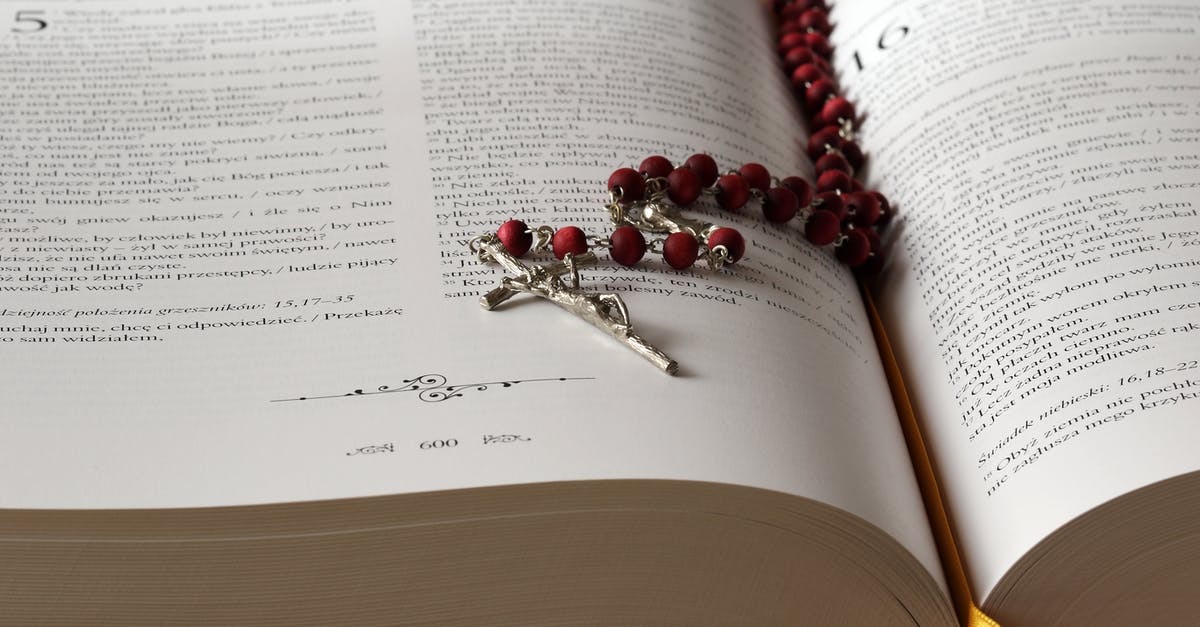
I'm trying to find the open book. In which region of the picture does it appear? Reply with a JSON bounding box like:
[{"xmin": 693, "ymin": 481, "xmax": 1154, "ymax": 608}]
[{"xmin": 3, "ymin": 0, "xmax": 1198, "ymax": 624}]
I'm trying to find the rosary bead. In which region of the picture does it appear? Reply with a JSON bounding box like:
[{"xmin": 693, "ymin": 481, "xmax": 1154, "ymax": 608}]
[
  {"xmin": 497, "ymin": 219, "xmax": 533, "ymax": 257},
  {"xmin": 783, "ymin": 46, "xmax": 815, "ymax": 70},
  {"xmin": 813, "ymin": 191, "xmax": 845, "ymax": 220},
  {"xmin": 804, "ymin": 78, "xmax": 837, "ymax": 113},
  {"xmin": 551, "ymin": 226, "xmax": 589, "ymax": 259},
  {"xmin": 840, "ymin": 141, "xmax": 865, "ymax": 170},
  {"xmin": 738, "ymin": 163, "xmax": 772, "ymax": 193},
  {"xmin": 858, "ymin": 250, "xmax": 884, "ymax": 275},
  {"xmin": 715, "ymin": 173, "xmax": 751, "ymax": 210},
  {"xmin": 781, "ymin": 175, "xmax": 813, "ymax": 208},
  {"xmin": 807, "ymin": 124, "xmax": 843, "ymax": 160},
  {"xmin": 608, "ymin": 167, "xmax": 645, "ymax": 202},
  {"xmin": 819, "ymin": 97, "xmax": 855, "ymax": 126},
  {"xmin": 799, "ymin": 8, "xmax": 831, "ymax": 34},
  {"xmin": 762, "ymin": 186, "xmax": 799, "ymax": 223},
  {"xmin": 608, "ymin": 225, "xmax": 647, "ymax": 266},
  {"xmin": 779, "ymin": 20, "xmax": 803, "ymax": 35},
  {"xmin": 816, "ymin": 169, "xmax": 852, "ymax": 194},
  {"xmin": 812, "ymin": 54, "xmax": 833, "ymax": 75},
  {"xmin": 871, "ymin": 191, "xmax": 892, "ymax": 225},
  {"xmin": 814, "ymin": 152, "xmax": 851, "ymax": 175},
  {"xmin": 778, "ymin": 32, "xmax": 806, "ymax": 53},
  {"xmin": 804, "ymin": 209, "xmax": 840, "ymax": 246},
  {"xmin": 683, "ymin": 153, "xmax": 720, "ymax": 187},
  {"xmin": 791, "ymin": 63, "xmax": 827, "ymax": 88},
  {"xmin": 844, "ymin": 191, "xmax": 882, "ymax": 226},
  {"xmin": 856, "ymin": 227, "xmax": 884, "ymax": 274},
  {"xmin": 836, "ymin": 229, "xmax": 871, "ymax": 267},
  {"xmin": 803, "ymin": 32, "xmax": 833, "ymax": 57},
  {"xmin": 860, "ymin": 226, "xmax": 881, "ymax": 253},
  {"xmin": 780, "ymin": 3, "xmax": 804, "ymax": 21},
  {"xmin": 707, "ymin": 227, "xmax": 746, "ymax": 263},
  {"xmin": 667, "ymin": 166, "xmax": 703, "ymax": 205},
  {"xmin": 663, "ymin": 231, "xmax": 700, "ymax": 269},
  {"xmin": 639, "ymin": 155, "xmax": 674, "ymax": 180}
]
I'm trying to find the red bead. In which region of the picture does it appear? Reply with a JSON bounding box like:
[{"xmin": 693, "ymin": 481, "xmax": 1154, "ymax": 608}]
[
  {"xmin": 860, "ymin": 226, "xmax": 881, "ymax": 253},
  {"xmin": 496, "ymin": 219, "xmax": 533, "ymax": 257},
  {"xmin": 780, "ymin": 3, "xmax": 803, "ymax": 20},
  {"xmin": 783, "ymin": 46, "xmax": 814, "ymax": 69},
  {"xmin": 804, "ymin": 210, "xmax": 840, "ymax": 246},
  {"xmin": 762, "ymin": 187, "xmax": 799, "ymax": 223},
  {"xmin": 779, "ymin": 20, "xmax": 803, "ymax": 35},
  {"xmin": 850, "ymin": 179, "xmax": 864, "ymax": 192},
  {"xmin": 858, "ymin": 227, "xmax": 884, "ymax": 274},
  {"xmin": 816, "ymin": 169, "xmax": 852, "ymax": 193},
  {"xmin": 683, "ymin": 154, "xmax": 719, "ymax": 187},
  {"xmin": 778, "ymin": 32, "xmax": 806, "ymax": 53},
  {"xmin": 812, "ymin": 55, "xmax": 833, "ymax": 75},
  {"xmin": 844, "ymin": 191, "xmax": 881, "ymax": 226},
  {"xmin": 639, "ymin": 155, "xmax": 673, "ymax": 180},
  {"xmin": 663, "ymin": 232, "xmax": 700, "ymax": 269},
  {"xmin": 707, "ymin": 227, "xmax": 746, "ymax": 264},
  {"xmin": 551, "ymin": 226, "xmax": 588, "ymax": 260},
  {"xmin": 840, "ymin": 141, "xmax": 865, "ymax": 170},
  {"xmin": 608, "ymin": 225, "xmax": 646, "ymax": 266},
  {"xmin": 820, "ymin": 97, "xmax": 856, "ymax": 125},
  {"xmin": 804, "ymin": 78, "xmax": 837, "ymax": 113},
  {"xmin": 814, "ymin": 191, "xmax": 845, "ymax": 220},
  {"xmin": 715, "ymin": 173, "xmax": 750, "ymax": 210},
  {"xmin": 815, "ymin": 153, "xmax": 851, "ymax": 175},
  {"xmin": 607, "ymin": 167, "xmax": 645, "ymax": 202},
  {"xmin": 738, "ymin": 163, "xmax": 771, "ymax": 193},
  {"xmin": 780, "ymin": 176, "xmax": 813, "ymax": 208},
  {"xmin": 807, "ymin": 125, "xmax": 843, "ymax": 160},
  {"xmin": 858, "ymin": 253, "xmax": 884, "ymax": 275},
  {"xmin": 804, "ymin": 32, "xmax": 833, "ymax": 57},
  {"xmin": 799, "ymin": 8, "xmax": 831, "ymax": 34},
  {"xmin": 836, "ymin": 229, "xmax": 871, "ymax": 267},
  {"xmin": 872, "ymin": 191, "xmax": 893, "ymax": 225},
  {"xmin": 791, "ymin": 63, "xmax": 827, "ymax": 88},
  {"xmin": 667, "ymin": 167, "xmax": 703, "ymax": 205},
  {"xmin": 860, "ymin": 227, "xmax": 885, "ymax": 273}
]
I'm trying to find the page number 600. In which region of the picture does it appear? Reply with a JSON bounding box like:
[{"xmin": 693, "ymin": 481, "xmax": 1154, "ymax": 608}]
[{"xmin": 12, "ymin": 10, "xmax": 48, "ymax": 33}]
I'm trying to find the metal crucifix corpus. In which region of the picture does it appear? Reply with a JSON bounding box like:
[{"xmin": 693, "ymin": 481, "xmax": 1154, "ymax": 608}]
[{"xmin": 473, "ymin": 235, "xmax": 678, "ymax": 375}]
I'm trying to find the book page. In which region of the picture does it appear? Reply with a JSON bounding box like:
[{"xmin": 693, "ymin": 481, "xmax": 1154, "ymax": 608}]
[
  {"xmin": 0, "ymin": 0, "xmax": 946, "ymax": 584},
  {"xmin": 832, "ymin": 0, "xmax": 1200, "ymax": 596}
]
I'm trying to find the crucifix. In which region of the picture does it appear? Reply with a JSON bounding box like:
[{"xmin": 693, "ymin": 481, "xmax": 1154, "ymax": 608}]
[{"xmin": 473, "ymin": 234, "xmax": 679, "ymax": 375}]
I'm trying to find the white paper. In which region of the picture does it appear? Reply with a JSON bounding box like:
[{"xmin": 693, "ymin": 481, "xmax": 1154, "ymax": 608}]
[{"xmin": 832, "ymin": 0, "xmax": 1200, "ymax": 597}]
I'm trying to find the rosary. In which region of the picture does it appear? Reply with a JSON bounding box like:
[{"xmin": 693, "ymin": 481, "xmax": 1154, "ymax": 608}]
[{"xmin": 468, "ymin": 0, "xmax": 888, "ymax": 374}]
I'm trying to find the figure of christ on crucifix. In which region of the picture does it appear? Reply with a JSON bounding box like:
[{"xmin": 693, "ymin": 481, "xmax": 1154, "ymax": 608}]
[{"xmin": 473, "ymin": 235, "xmax": 679, "ymax": 375}]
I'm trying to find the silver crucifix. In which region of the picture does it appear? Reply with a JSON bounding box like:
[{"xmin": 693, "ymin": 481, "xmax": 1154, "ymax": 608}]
[{"xmin": 472, "ymin": 234, "xmax": 678, "ymax": 375}]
